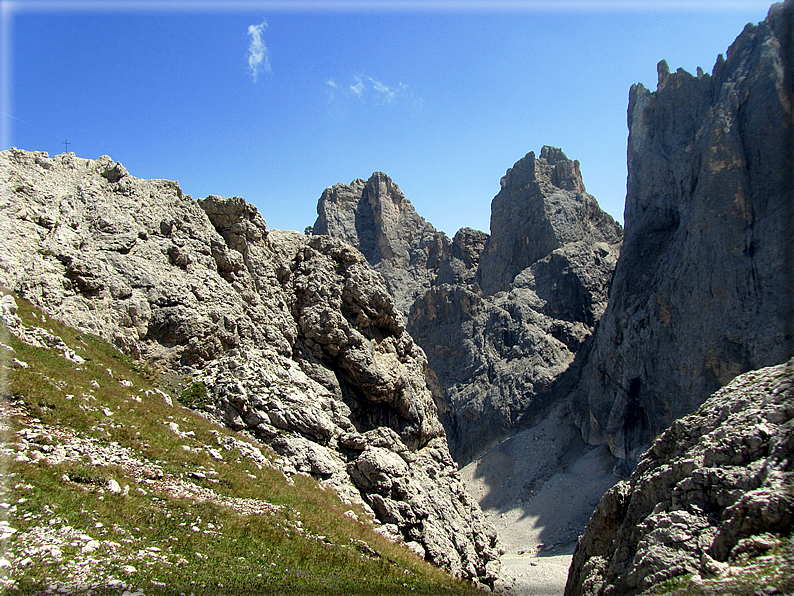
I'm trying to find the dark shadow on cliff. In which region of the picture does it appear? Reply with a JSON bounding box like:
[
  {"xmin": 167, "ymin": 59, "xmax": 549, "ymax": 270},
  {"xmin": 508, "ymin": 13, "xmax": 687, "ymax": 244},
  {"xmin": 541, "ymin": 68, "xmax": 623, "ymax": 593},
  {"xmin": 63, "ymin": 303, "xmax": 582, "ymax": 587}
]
[{"xmin": 458, "ymin": 340, "xmax": 621, "ymax": 555}]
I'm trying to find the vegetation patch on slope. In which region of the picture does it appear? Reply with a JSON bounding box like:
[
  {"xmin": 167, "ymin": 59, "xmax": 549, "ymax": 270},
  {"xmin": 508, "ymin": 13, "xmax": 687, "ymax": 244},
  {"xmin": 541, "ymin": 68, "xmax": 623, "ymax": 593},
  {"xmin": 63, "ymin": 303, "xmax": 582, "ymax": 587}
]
[{"xmin": 0, "ymin": 289, "xmax": 480, "ymax": 595}]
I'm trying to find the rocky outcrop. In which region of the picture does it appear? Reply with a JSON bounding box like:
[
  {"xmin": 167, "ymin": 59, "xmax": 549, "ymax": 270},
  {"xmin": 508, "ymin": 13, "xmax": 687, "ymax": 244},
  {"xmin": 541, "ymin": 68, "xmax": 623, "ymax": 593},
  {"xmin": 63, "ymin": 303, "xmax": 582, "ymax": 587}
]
[
  {"xmin": 195, "ymin": 347, "xmax": 501, "ymax": 583},
  {"xmin": 0, "ymin": 148, "xmax": 500, "ymax": 584},
  {"xmin": 476, "ymin": 146, "xmax": 623, "ymax": 297},
  {"xmin": 408, "ymin": 148, "xmax": 622, "ymax": 463},
  {"xmin": 566, "ymin": 358, "xmax": 794, "ymax": 596},
  {"xmin": 312, "ymin": 173, "xmax": 451, "ymax": 314},
  {"xmin": 313, "ymin": 148, "xmax": 621, "ymax": 464},
  {"xmin": 572, "ymin": 0, "xmax": 794, "ymax": 462},
  {"xmin": 435, "ymin": 227, "xmax": 488, "ymax": 287}
]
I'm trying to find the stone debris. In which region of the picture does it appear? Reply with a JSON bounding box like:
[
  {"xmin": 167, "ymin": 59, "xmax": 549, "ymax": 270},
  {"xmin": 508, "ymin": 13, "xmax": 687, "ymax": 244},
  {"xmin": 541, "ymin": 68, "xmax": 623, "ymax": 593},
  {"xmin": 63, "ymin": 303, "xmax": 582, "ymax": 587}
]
[
  {"xmin": 0, "ymin": 398, "xmax": 298, "ymax": 593},
  {"xmin": 0, "ymin": 294, "xmax": 85, "ymax": 365}
]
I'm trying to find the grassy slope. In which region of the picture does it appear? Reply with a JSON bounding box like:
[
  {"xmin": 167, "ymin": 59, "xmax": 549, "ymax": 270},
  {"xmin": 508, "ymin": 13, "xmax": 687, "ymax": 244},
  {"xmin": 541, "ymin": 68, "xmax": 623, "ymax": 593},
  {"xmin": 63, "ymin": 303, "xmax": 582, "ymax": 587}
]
[{"xmin": 0, "ymin": 290, "xmax": 481, "ymax": 595}]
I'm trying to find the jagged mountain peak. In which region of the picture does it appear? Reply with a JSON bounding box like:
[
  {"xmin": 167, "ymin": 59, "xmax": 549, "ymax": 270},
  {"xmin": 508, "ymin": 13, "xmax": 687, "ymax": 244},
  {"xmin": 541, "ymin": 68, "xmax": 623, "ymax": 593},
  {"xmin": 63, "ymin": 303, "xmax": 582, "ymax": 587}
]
[
  {"xmin": 500, "ymin": 145, "xmax": 587, "ymax": 195},
  {"xmin": 313, "ymin": 171, "xmax": 449, "ymax": 314},
  {"xmin": 573, "ymin": 0, "xmax": 794, "ymax": 464},
  {"xmin": 315, "ymin": 147, "xmax": 623, "ymax": 464},
  {"xmin": 479, "ymin": 146, "xmax": 622, "ymax": 297}
]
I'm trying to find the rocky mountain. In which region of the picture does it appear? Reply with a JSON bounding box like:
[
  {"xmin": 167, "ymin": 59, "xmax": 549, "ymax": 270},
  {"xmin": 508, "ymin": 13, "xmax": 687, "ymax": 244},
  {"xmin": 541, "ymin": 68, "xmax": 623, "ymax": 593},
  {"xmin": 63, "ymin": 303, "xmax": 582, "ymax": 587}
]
[
  {"xmin": 3, "ymin": 2, "xmax": 792, "ymax": 593},
  {"xmin": 571, "ymin": 0, "xmax": 794, "ymax": 463},
  {"xmin": 315, "ymin": 147, "xmax": 623, "ymax": 464},
  {"xmin": 312, "ymin": 172, "xmax": 451, "ymax": 315},
  {"xmin": 566, "ymin": 358, "xmax": 794, "ymax": 596},
  {"xmin": 416, "ymin": 148, "xmax": 623, "ymax": 463},
  {"xmin": 0, "ymin": 149, "xmax": 500, "ymax": 585},
  {"xmin": 476, "ymin": 146, "xmax": 623, "ymax": 297}
]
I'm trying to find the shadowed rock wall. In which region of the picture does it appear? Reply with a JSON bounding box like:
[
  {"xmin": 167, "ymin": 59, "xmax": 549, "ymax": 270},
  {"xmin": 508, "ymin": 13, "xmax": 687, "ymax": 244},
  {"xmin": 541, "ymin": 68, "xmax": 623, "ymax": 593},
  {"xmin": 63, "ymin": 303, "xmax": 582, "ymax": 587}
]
[
  {"xmin": 572, "ymin": 0, "xmax": 794, "ymax": 462},
  {"xmin": 314, "ymin": 148, "xmax": 622, "ymax": 464}
]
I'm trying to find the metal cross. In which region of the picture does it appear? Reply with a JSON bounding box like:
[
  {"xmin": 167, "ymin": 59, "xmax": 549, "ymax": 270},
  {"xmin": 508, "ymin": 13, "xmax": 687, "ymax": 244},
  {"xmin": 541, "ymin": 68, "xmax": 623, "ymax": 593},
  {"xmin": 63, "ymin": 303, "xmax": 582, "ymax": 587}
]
[{"xmin": 62, "ymin": 139, "xmax": 70, "ymax": 153}]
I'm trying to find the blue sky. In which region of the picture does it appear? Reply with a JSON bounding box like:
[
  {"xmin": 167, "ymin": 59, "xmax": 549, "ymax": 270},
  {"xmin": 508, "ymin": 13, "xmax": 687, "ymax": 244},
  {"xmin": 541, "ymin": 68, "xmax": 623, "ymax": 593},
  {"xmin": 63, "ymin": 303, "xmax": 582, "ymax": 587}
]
[{"xmin": 2, "ymin": 0, "xmax": 774, "ymax": 236}]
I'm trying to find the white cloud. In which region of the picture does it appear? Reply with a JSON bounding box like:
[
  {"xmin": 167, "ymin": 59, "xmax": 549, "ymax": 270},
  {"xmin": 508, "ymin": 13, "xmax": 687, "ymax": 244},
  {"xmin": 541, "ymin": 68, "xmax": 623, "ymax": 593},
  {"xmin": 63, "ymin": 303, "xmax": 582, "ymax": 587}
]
[
  {"xmin": 326, "ymin": 79, "xmax": 338, "ymax": 100},
  {"xmin": 369, "ymin": 78, "xmax": 395, "ymax": 103},
  {"xmin": 368, "ymin": 77, "xmax": 411, "ymax": 104},
  {"xmin": 349, "ymin": 75, "xmax": 365, "ymax": 98},
  {"xmin": 332, "ymin": 73, "xmax": 414, "ymax": 106},
  {"xmin": 247, "ymin": 19, "xmax": 270, "ymax": 82}
]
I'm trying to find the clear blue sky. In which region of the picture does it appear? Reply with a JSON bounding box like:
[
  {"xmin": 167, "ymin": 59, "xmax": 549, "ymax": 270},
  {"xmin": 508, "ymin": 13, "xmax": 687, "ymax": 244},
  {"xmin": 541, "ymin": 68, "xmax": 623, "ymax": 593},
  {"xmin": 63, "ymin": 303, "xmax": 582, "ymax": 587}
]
[{"xmin": 3, "ymin": 1, "xmax": 774, "ymax": 236}]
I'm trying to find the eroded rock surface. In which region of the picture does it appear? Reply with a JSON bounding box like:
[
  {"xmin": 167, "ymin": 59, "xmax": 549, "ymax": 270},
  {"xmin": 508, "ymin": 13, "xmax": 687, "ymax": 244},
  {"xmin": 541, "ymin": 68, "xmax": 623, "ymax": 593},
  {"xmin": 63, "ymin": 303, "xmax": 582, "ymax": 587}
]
[
  {"xmin": 408, "ymin": 148, "xmax": 622, "ymax": 463},
  {"xmin": 0, "ymin": 149, "xmax": 500, "ymax": 584},
  {"xmin": 566, "ymin": 358, "xmax": 794, "ymax": 596},
  {"xmin": 476, "ymin": 146, "xmax": 623, "ymax": 297},
  {"xmin": 572, "ymin": 0, "xmax": 794, "ymax": 462},
  {"xmin": 312, "ymin": 172, "xmax": 451, "ymax": 315},
  {"xmin": 314, "ymin": 147, "xmax": 621, "ymax": 464}
]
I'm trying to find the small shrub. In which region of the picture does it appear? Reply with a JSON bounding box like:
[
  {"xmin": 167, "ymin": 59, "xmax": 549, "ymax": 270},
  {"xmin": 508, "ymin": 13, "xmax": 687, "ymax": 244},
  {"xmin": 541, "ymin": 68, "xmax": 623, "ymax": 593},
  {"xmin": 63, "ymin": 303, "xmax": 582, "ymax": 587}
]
[{"xmin": 178, "ymin": 381, "xmax": 211, "ymax": 408}]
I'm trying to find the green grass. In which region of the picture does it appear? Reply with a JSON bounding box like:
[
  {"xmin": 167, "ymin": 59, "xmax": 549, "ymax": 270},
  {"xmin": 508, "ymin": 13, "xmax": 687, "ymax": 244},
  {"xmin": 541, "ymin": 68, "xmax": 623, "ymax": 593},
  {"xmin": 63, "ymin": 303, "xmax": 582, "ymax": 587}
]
[
  {"xmin": 177, "ymin": 382, "xmax": 211, "ymax": 410},
  {"xmin": 0, "ymin": 290, "xmax": 480, "ymax": 595}
]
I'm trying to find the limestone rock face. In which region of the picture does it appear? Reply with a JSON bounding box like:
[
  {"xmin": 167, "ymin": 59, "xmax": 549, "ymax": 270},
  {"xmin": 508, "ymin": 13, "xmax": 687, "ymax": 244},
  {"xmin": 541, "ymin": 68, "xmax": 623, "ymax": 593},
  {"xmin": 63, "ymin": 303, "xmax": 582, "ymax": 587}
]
[
  {"xmin": 196, "ymin": 348, "xmax": 501, "ymax": 584},
  {"xmin": 435, "ymin": 227, "xmax": 488, "ymax": 287},
  {"xmin": 477, "ymin": 146, "xmax": 623, "ymax": 297},
  {"xmin": 572, "ymin": 0, "xmax": 794, "ymax": 462},
  {"xmin": 312, "ymin": 172, "xmax": 451, "ymax": 314},
  {"xmin": 0, "ymin": 148, "xmax": 499, "ymax": 584},
  {"xmin": 565, "ymin": 359, "xmax": 794, "ymax": 596},
  {"xmin": 410, "ymin": 148, "xmax": 621, "ymax": 463},
  {"xmin": 314, "ymin": 148, "xmax": 622, "ymax": 464}
]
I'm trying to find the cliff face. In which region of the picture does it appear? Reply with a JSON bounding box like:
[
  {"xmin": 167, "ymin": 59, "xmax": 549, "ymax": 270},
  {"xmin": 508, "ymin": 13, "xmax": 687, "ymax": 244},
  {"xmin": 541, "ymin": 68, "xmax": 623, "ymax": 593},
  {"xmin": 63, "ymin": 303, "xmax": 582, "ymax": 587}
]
[
  {"xmin": 477, "ymin": 146, "xmax": 623, "ymax": 297},
  {"xmin": 314, "ymin": 148, "xmax": 623, "ymax": 464},
  {"xmin": 0, "ymin": 149, "xmax": 500, "ymax": 584},
  {"xmin": 312, "ymin": 173, "xmax": 451, "ymax": 315},
  {"xmin": 572, "ymin": 0, "xmax": 794, "ymax": 462},
  {"xmin": 565, "ymin": 359, "xmax": 794, "ymax": 596}
]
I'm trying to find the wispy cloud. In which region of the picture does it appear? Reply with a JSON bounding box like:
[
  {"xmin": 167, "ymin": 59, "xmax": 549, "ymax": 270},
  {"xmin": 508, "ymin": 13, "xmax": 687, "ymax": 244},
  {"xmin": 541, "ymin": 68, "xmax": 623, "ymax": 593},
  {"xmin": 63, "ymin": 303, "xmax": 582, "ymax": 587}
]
[
  {"xmin": 349, "ymin": 75, "xmax": 365, "ymax": 98},
  {"xmin": 247, "ymin": 19, "xmax": 270, "ymax": 82},
  {"xmin": 325, "ymin": 78, "xmax": 338, "ymax": 101},
  {"xmin": 333, "ymin": 73, "xmax": 415, "ymax": 106},
  {"xmin": 369, "ymin": 77, "xmax": 409, "ymax": 104}
]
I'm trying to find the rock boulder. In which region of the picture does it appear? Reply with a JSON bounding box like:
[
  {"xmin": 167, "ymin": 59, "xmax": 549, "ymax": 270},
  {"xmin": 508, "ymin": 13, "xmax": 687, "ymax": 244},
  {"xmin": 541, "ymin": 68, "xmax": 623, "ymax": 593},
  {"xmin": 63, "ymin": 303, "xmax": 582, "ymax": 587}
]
[{"xmin": 566, "ymin": 358, "xmax": 794, "ymax": 596}]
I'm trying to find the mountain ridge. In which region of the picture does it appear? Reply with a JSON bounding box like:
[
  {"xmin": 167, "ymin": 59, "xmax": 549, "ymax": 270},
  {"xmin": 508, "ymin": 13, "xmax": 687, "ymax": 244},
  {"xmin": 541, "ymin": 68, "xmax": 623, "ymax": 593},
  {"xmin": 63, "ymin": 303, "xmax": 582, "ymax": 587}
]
[
  {"xmin": 0, "ymin": 148, "xmax": 500, "ymax": 586},
  {"xmin": 1, "ymin": 2, "xmax": 792, "ymax": 594},
  {"xmin": 313, "ymin": 147, "xmax": 624, "ymax": 464}
]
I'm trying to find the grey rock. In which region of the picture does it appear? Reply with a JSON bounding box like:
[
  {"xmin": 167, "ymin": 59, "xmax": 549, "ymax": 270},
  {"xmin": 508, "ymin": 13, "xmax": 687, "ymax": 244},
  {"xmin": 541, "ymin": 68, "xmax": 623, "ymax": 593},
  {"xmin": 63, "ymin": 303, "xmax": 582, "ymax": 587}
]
[
  {"xmin": 315, "ymin": 147, "xmax": 621, "ymax": 464},
  {"xmin": 313, "ymin": 172, "xmax": 452, "ymax": 315},
  {"xmin": 198, "ymin": 348, "xmax": 500, "ymax": 585},
  {"xmin": 407, "ymin": 148, "xmax": 622, "ymax": 463},
  {"xmin": 572, "ymin": 0, "xmax": 794, "ymax": 462},
  {"xmin": 476, "ymin": 146, "xmax": 622, "ymax": 297},
  {"xmin": 565, "ymin": 358, "xmax": 794, "ymax": 596},
  {"xmin": 0, "ymin": 148, "xmax": 499, "ymax": 584},
  {"xmin": 435, "ymin": 227, "xmax": 488, "ymax": 287}
]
